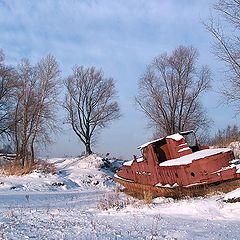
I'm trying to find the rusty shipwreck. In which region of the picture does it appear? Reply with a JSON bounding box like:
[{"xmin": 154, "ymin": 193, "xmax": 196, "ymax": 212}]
[{"xmin": 114, "ymin": 130, "xmax": 240, "ymax": 198}]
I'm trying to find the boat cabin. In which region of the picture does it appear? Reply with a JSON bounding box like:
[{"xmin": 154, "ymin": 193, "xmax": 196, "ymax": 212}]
[{"xmin": 139, "ymin": 131, "xmax": 203, "ymax": 165}]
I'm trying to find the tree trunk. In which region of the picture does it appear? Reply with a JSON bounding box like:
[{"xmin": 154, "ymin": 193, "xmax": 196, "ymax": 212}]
[
  {"xmin": 30, "ymin": 140, "xmax": 35, "ymax": 167},
  {"xmin": 85, "ymin": 142, "xmax": 92, "ymax": 155}
]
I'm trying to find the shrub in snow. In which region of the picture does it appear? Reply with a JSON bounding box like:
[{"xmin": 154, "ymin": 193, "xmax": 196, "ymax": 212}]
[
  {"xmin": 0, "ymin": 158, "xmax": 56, "ymax": 176},
  {"xmin": 98, "ymin": 192, "xmax": 137, "ymax": 211},
  {"xmin": 35, "ymin": 160, "xmax": 57, "ymax": 175}
]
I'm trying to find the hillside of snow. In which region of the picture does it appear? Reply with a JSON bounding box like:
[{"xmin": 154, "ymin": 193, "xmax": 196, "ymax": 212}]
[
  {"xmin": 0, "ymin": 154, "xmax": 240, "ymax": 239},
  {"xmin": 0, "ymin": 154, "xmax": 116, "ymax": 192}
]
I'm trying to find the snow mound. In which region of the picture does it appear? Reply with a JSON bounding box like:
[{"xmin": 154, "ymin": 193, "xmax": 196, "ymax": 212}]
[
  {"xmin": 0, "ymin": 154, "xmax": 115, "ymax": 192},
  {"xmin": 50, "ymin": 154, "xmax": 103, "ymax": 170},
  {"xmin": 224, "ymin": 188, "xmax": 240, "ymax": 203}
]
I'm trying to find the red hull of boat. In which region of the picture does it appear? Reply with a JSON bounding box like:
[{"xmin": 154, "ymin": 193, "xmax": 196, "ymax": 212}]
[{"xmin": 115, "ymin": 132, "xmax": 240, "ymax": 197}]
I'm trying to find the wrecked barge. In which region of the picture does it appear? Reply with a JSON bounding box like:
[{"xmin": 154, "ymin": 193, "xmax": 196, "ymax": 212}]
[{"xmin": 114, "ymin": 130, "xmax": 240, "ymax": 198}]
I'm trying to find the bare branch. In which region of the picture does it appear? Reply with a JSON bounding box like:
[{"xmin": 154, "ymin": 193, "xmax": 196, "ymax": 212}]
[{"xmin": 205, "ymin": 0, "xmax": 240, "ymax": 112}]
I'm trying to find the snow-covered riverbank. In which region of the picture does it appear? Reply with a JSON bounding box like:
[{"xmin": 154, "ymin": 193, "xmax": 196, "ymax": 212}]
[{"xmin": 0, "ymin": 155, "xmax": 240, "ymax": 239}]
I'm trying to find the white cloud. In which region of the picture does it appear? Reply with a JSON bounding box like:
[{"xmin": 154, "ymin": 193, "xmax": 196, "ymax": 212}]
[{"xmin": 0, "ymin": 0, "xmax": 231, "ymax": 158}]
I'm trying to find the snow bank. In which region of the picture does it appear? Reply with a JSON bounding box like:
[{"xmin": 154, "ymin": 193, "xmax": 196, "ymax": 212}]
[
  {"xmin": 0, "ymin": 154, "xmax": 115, "ymax": 192},
  {"xmin": 1, "ymin": 190, "xmax": 240, "ymax": 239},
  {"xmin": 0, "ymin": 155, "xmax": 240, "ymax": 239},
  {"xmin": 224, "ymin": 188, "xmax": 240, "ymax": 202}
]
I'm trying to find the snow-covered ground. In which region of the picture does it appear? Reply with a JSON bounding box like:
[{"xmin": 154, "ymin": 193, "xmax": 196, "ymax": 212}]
[{"xmin": 0, "ymin": 155, "xmax": 240, "ymax": 239}]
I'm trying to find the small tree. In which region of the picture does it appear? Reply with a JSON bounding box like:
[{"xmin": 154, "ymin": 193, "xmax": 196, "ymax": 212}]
[
  {"xmin": 64, "ymin": 66, "xmax": 120, "ymax": 155},
  {"xmin": 205, "ymin": 0, "xmax": 240, "ymax": 112},
  {"xmin": 135, "ymin": 46, "xmax": 211, "ymax": 137}
]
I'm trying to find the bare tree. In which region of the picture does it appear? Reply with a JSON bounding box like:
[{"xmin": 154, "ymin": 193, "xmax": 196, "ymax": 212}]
[
  {"xmin": 0, "ymin": 50, "xmax": 16, "ymax": 140},
  {"xmin": 135, "ymin": 46, "xmax": 211, "ymax": 137},
  {"xmin": 29, "ymin": 55, "xmax": 61, "ymax": 162},
  {"xmin": 205, "ymin": 0, "xmax": 240, "ymax": 112},
  {"xmin": 13, "ymin": 59, "xmax": 36, "ymax": 166},
  {"xmin": 13, "ymin": 55, "xmax": 60, "ymax": 167},
  {"xmin": 64, "ymin": 66, "xmax": 120, "ymax": 155}
]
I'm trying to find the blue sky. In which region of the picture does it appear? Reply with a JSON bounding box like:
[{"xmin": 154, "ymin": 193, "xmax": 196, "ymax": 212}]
[{"xmin": 0, "ymin": 0, "xmax": 238, "ymax": 159}]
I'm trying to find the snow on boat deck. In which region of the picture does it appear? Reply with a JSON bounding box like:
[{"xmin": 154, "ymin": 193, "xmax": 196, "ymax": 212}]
[
  {"xmin": 178, "ymin": 147, "xmax": 191, "ymax": 153},
  {"xmin": 123, "ymin": 157, "xmax": 143, "ymax": 166},
  {"xmin": 160, "ymin": 148, "xmax": 231, "ymax": 166},
  {"xmin": 138, "ymin": 133, "xmax": 183, "ymax": 149},
  {"xmin": 166, "ymin": 133, "xmax": 184, "ymax": 141}
]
